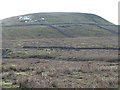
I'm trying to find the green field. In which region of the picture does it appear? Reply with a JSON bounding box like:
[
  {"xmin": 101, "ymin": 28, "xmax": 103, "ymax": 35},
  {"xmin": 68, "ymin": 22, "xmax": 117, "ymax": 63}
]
[{"xmin": 2, "ymin": 12, "xmax": 118, "ymax": 40}]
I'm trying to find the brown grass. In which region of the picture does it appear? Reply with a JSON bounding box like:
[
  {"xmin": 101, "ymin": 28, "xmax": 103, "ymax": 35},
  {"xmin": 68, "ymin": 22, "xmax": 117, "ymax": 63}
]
[{"xmin": 2, "ymin": 59, "xmax": 118, "ymax": 88}]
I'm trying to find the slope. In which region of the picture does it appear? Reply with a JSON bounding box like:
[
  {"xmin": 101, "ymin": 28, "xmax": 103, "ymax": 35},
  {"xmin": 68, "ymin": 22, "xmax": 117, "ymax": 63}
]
[{"xmin": 2, "ymin": 12, "xmax": 118, "ymax": 40}]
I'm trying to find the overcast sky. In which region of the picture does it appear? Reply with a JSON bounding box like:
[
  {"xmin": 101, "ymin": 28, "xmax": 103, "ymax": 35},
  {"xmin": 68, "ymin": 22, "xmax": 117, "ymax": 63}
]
[{"xmin": 0, "ymin": 0, "xmax": 119, "ymax": 25}]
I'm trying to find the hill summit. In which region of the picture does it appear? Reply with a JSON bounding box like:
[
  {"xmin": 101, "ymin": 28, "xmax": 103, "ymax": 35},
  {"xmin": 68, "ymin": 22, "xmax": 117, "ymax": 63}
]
[{"xmin": 2, "ymin": 12, "xmax": 118, "ymax": 39}]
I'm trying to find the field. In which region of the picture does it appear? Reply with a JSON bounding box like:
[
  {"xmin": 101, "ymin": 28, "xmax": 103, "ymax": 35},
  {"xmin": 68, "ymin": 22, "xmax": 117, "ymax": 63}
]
[
  {"xmin": 1, "ymin": 12, "xmax": 119, "ymax": 88},
  {"xmin": 1, "ymin": 37, "xmax": 119, "ymax": 88},
  {"xmin": 2, "ymin": 12, "xmax": 118, "ymax": 40},
  {"xmin": 1, "ymin": 59, "xmax": 118, "ymax": 88}
]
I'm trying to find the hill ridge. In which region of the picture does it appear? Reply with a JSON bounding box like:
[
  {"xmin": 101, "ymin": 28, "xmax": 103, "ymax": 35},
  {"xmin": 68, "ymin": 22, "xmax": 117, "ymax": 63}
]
[{"xmin": 2, "ymin": 12, "xmax": 118, "ymax": 39}]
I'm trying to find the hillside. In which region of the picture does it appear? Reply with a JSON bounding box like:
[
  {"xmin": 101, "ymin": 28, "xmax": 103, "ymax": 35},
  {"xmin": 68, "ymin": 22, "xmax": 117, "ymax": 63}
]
[
  {"xmin": 2, "ymin": 12, "xmax": 119, "ymax": 89},
  {"xmin": 2, "ymin": 12, "xmax": 118, "ymax": 40}
]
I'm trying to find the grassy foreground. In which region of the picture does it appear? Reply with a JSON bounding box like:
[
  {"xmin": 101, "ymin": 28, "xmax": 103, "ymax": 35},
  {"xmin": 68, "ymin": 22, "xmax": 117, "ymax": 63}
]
[
  {"xmin": 1, "ymin": 37, "xmax": 119, "ymax": 88},
  {"xmin": 2, "ymin": 59, "xmax": 118, "ymax": 88}
]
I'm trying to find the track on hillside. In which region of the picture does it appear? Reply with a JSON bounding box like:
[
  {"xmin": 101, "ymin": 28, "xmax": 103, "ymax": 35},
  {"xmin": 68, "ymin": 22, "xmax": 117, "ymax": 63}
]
[
  {"xmin": 2, "ymin": 22, "xmax": 118, "ymax": 35},
  {"xmin": 46, "ymin": 25, "xmax": 72, "ymax": 37}
]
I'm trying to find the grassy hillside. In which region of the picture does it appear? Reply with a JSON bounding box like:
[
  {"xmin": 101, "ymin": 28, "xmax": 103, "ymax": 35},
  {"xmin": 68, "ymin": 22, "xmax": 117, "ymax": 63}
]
[
  {"xmin": 2, "ymin": 13, "xmax": 119, "ymax": 88},
  {"xmin": 2, "ymin": 12, "xmax": 118, "ymax": 40}
]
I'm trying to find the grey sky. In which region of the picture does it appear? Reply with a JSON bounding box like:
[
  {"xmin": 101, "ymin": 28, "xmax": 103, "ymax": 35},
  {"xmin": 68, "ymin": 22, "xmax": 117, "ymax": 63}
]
[{"xmin": 0, "ymin": 0, "xmax": 119, "ymax": 25}]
